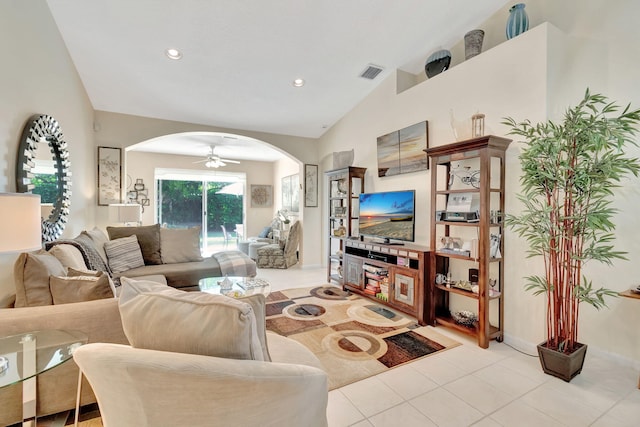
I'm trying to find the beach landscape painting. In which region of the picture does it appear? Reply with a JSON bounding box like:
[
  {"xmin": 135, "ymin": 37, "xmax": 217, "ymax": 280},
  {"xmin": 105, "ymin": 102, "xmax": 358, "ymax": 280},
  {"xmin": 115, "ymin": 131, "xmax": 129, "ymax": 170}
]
[{"xmin": 377, "ymin": 121, "xmax": 429, "ymax": 177}]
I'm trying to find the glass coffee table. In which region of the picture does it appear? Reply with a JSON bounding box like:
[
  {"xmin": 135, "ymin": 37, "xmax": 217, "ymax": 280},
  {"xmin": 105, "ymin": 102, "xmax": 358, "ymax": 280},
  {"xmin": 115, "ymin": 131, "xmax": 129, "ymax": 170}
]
[
  {"xmin": 0, "ymin": 329, "xmax": 88, "ymax": 427},
  {"xmin": 198, "ymin": 276, "xmax": 271, "ymax": 298}
]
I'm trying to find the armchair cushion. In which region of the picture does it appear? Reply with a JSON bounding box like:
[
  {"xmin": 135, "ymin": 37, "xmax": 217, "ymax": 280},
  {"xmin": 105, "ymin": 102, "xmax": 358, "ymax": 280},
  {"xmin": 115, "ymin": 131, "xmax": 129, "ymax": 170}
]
[
  {"xmin": 119, "ymin": 277, "xmax": 269, "ymax": 361},
  {"xmin": 258, "ymin": 226, "xmax": 272, "ymax": 238}
]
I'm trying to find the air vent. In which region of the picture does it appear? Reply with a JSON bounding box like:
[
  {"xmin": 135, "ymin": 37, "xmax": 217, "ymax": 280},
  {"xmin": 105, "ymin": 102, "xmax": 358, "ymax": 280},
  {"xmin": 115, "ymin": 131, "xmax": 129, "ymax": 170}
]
[{"xmin": 359, "ymin": 64, "xmax": 384, "ymax": 80}]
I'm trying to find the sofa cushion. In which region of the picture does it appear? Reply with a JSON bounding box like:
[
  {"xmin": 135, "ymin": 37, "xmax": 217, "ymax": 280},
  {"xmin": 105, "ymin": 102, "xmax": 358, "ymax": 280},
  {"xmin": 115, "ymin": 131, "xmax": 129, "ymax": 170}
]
[
  {"xmin": 68, "ymin": 267, "xmax": 117, "ymax": 297},
  {"xmin": 48, "ymin": 244, "xmax": 87, "ymax": 270},
  {"xmin": 119, "ymin": 277, "xmax": 269, "ymax": 361},
  {"xmin": 50, "ymin": 273, "xmax": 115, "ymax": 304},
  {"xmin": 160, "ymin": 227, "xmax": 203, "ymax": 264},
  {"xmin": 13, "ymin": 251, "xmax": 66, "ymax": 307},
  {"xmin": 104, "ymin": 235, "xmax": 145, "ymax": 273},
  {"xmin": 107, "ymin": 224, "xmax": 162, "ymax": 265},
  {"xmin": 81, "ymin": 227, "xmax": 110, "ymax": 265}
]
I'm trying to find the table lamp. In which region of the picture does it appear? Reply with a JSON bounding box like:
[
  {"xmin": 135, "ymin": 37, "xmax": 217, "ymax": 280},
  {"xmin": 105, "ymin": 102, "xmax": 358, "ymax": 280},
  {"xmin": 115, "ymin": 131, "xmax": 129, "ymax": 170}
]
[
  {"xmin": 109, "ymin": 203, "xmax": 142, "ymax": 226},
  {"xmin": 0, "ymin": 193, "xmax": 42, "ymax": 253}
]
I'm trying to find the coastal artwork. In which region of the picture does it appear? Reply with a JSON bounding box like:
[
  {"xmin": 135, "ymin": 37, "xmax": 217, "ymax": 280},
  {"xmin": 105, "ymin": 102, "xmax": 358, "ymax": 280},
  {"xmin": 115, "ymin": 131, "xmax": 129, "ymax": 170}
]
[
  {"xmin": 359, "ymin": 191, "xmax": 415, "ymax": 242},
  {"xmin": 377, "ymin": 121, "xmax": 429, "ymax": 177}
]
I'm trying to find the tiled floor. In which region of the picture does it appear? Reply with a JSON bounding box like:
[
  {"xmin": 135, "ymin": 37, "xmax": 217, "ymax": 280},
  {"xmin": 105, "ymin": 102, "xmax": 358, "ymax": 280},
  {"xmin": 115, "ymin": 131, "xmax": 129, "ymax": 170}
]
[{"xmin": 260, "ymin": 265, "xmax": 640, "ymax": 427}]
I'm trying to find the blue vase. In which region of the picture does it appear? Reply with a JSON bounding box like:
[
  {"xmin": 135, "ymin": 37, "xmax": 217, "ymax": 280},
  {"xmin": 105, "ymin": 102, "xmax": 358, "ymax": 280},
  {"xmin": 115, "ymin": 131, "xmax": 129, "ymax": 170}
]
[{"xmin": 506, "ymin": 3, "xmax": 529, "ymax": 39}]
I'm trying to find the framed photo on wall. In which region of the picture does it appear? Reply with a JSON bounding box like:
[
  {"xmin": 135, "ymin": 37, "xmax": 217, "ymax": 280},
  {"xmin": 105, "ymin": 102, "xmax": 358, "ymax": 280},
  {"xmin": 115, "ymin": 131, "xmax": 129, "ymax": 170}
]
[
  {"xmin": 281, "ymin": 174, "xmax": 300, "ymax": 212},
  {"xmin": 304, "ymin": 164, "xmax": 318, "ymax": 207},
  {"xmin": 97, "ymin": 146, "xmax": 122, "ymax": 206},
  {"xmin": 250, "ymin": 184, "xmax": 273, "ymax": 208}
]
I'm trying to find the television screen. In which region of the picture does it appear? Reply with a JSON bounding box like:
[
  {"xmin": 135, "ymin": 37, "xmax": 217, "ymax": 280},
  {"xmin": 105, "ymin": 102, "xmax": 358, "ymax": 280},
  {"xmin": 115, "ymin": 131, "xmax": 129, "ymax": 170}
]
[{"xmin": 358, "ymin": 190, "xmax": 415, "ymax": 243}]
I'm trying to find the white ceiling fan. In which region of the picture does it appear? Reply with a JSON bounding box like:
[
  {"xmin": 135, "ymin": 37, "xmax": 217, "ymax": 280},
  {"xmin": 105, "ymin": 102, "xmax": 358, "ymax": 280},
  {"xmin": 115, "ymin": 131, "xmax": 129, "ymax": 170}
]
[{"xmin": 194, "ymin": 145, "xmax": 241, "ymax": 168}]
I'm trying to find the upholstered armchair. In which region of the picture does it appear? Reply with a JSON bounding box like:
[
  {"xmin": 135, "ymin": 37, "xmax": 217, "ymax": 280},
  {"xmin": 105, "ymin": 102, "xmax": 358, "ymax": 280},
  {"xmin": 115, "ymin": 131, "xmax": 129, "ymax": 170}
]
[
  {"xmin": 256, "ymin": 220, "xmax": 300, "ymax": 268},
  {"xmin": 73, "ymin": 340, "xmax": 328, "ymax": 427},
  {"xmin": 73, "ymin": 277, "xmax": 328, "ymax": 427}
]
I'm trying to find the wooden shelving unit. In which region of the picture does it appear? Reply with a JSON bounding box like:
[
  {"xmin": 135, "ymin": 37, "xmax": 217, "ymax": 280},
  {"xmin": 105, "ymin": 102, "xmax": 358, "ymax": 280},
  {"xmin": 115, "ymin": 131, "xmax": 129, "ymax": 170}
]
[
  {"xmin": 426, "ymin": 135, "xmax": 511, "ymax": 348},
  {"xmin": 325, "ymin": 166, "xmax": 366, "ymax": 285}
]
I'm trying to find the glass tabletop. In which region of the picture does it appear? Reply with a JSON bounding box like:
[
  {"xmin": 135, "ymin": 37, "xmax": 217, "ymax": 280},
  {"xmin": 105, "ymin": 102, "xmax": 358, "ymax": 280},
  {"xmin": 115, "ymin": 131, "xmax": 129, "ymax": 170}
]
[
  {"xmin": 198, "ymin": 276, "xmax": 271, "ymax": 298},
  {"xmin": 0, "ymin": 329, "xmax": 88, "ymax": 388}
]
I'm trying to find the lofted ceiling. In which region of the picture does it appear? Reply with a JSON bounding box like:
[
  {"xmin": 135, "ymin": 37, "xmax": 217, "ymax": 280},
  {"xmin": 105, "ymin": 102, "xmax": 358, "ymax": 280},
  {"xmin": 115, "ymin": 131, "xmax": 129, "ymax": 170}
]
[{"xmin": 47, "ymin": 0, "xmax": 509, "ymax": 160}]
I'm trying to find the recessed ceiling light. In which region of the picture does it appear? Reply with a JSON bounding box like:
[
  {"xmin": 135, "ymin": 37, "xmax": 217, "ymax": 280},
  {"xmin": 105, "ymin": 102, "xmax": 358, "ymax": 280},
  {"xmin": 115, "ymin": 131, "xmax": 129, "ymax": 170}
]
[
  {"xmin": 292, "ymin": 78, "xmax": 305, "ymax": 87},
  {"xmin": 165, "ymin": 48, "xmax": 183, "ymax": 60}
]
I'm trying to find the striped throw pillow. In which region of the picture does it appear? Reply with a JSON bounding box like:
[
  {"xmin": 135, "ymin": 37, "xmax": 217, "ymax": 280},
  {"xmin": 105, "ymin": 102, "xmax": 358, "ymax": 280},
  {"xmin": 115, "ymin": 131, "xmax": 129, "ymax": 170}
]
[{"xmin": 104, "ymin": 235, "xmax": 144, "ymax": 273}]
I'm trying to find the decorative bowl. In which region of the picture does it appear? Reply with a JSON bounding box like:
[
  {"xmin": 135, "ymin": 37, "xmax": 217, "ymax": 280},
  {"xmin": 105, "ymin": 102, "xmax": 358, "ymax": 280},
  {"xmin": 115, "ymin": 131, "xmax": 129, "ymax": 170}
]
[{"xmin": 451, "ymin": 310, "xmax": 478, "ymax": 327}]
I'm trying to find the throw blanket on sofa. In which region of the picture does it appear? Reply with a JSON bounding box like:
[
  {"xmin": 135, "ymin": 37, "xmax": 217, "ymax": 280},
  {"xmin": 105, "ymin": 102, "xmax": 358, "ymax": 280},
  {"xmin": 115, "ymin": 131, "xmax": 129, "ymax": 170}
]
[
  {"xmin": 212, "ymin": 250, "xmax": 257, "ymax": 277},
  {"xmin": 45, "ymin": 236, "xmax": 112, "ymax": 276}
]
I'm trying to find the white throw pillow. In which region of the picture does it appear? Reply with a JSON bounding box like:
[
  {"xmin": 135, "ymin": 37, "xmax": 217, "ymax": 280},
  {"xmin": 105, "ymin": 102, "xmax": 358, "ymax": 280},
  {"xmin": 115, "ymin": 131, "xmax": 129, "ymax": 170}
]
[
  {"xmin": 104, "ymin": 235, "xmax": 144, "ymax": 273},
  {"xmin": 118, "ymin": 277, "xmax": 269, "ymax": 361}
]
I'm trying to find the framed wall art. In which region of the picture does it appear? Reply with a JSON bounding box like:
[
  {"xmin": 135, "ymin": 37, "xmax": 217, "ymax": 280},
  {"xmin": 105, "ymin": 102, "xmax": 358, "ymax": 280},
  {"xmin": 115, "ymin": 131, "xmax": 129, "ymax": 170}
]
[
  {"xmin": 250, "ymin": 184, "xmax": 273, "ymax": 208},
  {"xmin": 97, "ymin": 146, "xmax": 122, "ymax": 206},
  {"xmin": 304, "ymin": 164, "xmax": 318, "ymax": 207},
  {"xmin": 377, "ymin": 121, "xmax": 429, "ymax": 177},
  {"xmin": 281, "ymin": 174, "xmax": 300, "ymax": 212}
]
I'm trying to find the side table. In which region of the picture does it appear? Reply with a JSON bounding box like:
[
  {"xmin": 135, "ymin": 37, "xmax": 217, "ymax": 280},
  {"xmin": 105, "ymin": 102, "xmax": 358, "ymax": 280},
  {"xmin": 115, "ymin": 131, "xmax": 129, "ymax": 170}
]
[
  {"xmin": 619, "ymin": 289, "xmax": 640, "ymax": 389},
  {"xmin": 0, "ymin": 329, "xmax": 88, "ymax": 427}
]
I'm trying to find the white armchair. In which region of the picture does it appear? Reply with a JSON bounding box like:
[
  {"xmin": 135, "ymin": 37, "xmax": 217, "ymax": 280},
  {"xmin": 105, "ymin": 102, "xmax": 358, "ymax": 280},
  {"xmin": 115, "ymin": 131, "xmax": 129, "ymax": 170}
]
[{"xmin": 74, "ymin": 333, "xmax": 328, "ymax": 427}]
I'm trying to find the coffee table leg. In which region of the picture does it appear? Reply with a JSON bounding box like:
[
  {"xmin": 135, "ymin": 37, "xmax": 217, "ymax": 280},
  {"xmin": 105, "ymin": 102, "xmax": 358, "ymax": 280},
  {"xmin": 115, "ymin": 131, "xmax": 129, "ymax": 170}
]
[
  {"xmin": 74, "ymin": 370, "xmax": 83, "ymax": 426},
  {"xmin": 20, "ymin": 334, "xmax": 36, "ymax": 427}
]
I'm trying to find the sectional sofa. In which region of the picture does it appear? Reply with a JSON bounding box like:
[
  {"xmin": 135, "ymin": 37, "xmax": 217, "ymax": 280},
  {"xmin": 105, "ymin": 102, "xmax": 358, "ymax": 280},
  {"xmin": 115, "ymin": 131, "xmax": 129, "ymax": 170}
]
[{"xmin": 0, "ymin": 224, "xmax": 257, "ymax": 425}]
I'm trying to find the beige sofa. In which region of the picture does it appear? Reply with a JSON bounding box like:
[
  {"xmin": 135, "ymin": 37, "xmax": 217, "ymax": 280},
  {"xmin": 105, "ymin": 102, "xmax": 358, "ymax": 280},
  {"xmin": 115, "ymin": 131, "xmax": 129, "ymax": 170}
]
[{"xmin": 0, "ymin": 225, "xmax": 257, "ymax": 425}]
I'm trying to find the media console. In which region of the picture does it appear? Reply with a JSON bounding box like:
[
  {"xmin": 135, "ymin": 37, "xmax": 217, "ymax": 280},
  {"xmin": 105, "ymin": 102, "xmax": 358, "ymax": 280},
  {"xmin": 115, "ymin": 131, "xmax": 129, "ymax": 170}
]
[{"xmin": 342, "ymin": 239, "xmax": 433, "ymax": 325}]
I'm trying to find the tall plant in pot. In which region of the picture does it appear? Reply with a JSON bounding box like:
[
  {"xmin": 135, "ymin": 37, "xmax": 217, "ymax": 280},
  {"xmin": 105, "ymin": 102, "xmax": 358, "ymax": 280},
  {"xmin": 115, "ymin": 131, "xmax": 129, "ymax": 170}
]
[{"xmin": 503, "ymin": 89, "xmax": 640, "ymax": 381}]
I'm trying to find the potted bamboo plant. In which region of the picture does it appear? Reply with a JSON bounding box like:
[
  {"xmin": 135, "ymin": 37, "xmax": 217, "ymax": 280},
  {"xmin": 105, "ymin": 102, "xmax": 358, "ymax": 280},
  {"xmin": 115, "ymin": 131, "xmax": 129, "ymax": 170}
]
[{"xmin": 503, "ymin": 89, "xmax": 640, "ymax": 381}]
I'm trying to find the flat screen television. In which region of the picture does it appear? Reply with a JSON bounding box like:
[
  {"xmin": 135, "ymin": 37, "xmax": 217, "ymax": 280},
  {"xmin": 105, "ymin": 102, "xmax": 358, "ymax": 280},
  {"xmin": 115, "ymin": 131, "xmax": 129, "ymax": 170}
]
[{"xmin": 358, "ymin": 190, "xmax": 415, "ymax": 244}]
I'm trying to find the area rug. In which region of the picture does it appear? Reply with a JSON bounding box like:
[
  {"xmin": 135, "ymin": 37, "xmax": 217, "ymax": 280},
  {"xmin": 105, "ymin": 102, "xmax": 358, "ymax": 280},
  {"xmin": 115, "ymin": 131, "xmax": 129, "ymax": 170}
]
[{"xmin": 265, "ymin": 285, "xmax": 460, "ymax": 390}]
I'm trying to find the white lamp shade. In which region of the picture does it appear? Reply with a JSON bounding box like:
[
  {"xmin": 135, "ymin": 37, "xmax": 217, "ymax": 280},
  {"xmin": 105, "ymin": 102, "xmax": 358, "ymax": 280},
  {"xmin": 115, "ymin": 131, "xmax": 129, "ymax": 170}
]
[
  {"xmin": 109, "ymin": 204, "xmax": 142, "ymax": 224},
  {"xmin": 0, "ymin": 193, "xmax": 42, "ymax": 253}
]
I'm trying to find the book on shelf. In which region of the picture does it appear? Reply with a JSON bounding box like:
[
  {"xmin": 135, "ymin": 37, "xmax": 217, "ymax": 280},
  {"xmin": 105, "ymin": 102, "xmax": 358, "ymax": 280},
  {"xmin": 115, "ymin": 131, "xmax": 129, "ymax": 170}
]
[
  {"xmin": 363, "ymin": 288, "xmax": 377, "ymax": 296},
  {"xmin": 365, "ymin": 272, "xmax": 387, "ymax": 281},
  {"xmin": 365, "ymin": 284, "xmax": 381, "ymax": 292},
  {"xmin": 363, "ymin": 264, "xmax": 388, "ymax": 274},
  {"xmin": 367, "ymin": 278, "xmax": 379, "ymax": 287}
]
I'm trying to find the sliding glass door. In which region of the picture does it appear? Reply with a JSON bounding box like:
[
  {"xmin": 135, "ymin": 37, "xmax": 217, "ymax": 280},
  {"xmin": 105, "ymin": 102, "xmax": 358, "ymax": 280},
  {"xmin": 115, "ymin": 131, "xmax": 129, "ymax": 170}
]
[{"xmin": 156, "ymin": 170, "xmax": 245, "ymax": 255}]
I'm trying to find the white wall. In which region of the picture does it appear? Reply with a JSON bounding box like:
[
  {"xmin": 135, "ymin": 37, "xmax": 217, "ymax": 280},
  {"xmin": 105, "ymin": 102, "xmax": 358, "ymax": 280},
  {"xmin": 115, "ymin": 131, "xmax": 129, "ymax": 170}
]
[
  {"xmin": 318, "ymin": 0, "xmax": 640, "ymax": 364},
  {"xmin": 0, "ymin": 0, "xmax": 95, "ymax": 301}
]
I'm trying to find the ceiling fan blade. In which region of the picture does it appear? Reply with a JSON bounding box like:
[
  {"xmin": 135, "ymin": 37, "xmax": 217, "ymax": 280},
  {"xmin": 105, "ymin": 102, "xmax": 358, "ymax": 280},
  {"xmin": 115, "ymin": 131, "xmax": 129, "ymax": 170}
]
[
  {"xmin": 193, "ymin": 158, "xmax": 209, "ymax": 163},
  {"xmin": 219, "ymin": 158, "xmax": 240, "ymax": 164}
]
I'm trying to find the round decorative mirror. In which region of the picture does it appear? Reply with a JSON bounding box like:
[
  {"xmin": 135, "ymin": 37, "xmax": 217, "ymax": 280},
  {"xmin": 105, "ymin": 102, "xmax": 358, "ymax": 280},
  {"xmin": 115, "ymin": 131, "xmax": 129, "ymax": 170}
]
[{"xmin": 16, "ymin": 114, "xmax": 72, "ymax": 242}]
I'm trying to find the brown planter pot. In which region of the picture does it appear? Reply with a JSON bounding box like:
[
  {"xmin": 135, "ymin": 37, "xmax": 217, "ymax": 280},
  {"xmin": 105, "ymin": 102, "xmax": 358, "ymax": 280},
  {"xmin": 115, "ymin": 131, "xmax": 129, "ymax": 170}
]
[{"xmin": 537, "ymin": 341, "xmax": 587, "ymax": 382}]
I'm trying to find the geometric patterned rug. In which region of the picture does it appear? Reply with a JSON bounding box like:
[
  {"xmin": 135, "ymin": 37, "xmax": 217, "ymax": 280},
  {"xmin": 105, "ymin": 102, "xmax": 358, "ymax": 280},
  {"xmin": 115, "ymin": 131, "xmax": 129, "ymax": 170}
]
[{"xmin": 265, "ymin": 285, "xmax": 460, "ymax": 390}]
